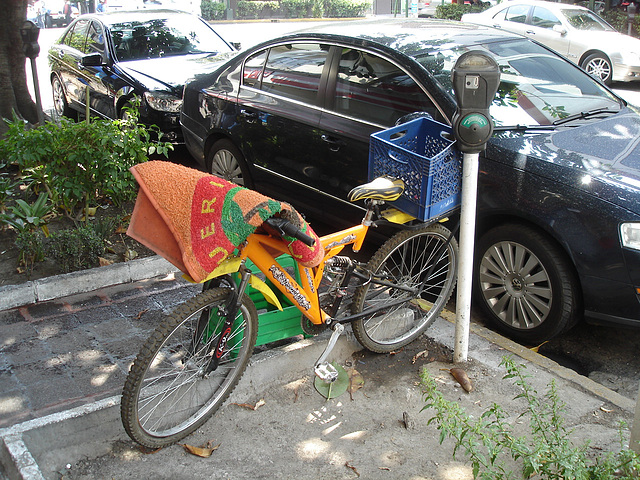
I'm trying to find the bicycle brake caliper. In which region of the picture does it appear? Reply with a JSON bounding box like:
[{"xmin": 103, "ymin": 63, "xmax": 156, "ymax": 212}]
[{"xmin": 314, "ymin": 323, "xmax": 345, "ymax": 383}]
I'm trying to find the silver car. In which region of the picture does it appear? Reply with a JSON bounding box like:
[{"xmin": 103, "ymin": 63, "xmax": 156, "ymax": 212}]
[{"xmin": 462, "ymin": 0, "xmax": 640, "ymax": 84}]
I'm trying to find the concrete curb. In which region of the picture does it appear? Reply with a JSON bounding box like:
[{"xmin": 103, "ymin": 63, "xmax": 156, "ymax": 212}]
[{"xmin": 0, "ymin": 255, "xmax": 180, "ymax": 312}]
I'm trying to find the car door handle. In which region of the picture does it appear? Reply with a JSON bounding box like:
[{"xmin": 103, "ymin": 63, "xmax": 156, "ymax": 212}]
[
  {"xmin": 525, "ymin": 30, "xmax": 535, "ymax": 35},
  {"xmin": 321, "ymin": 134, "xmax": 344, "ymax": 152},
  {"xmin": 240, "ymin": 109, "xmax": 258, "ymax": 122}
]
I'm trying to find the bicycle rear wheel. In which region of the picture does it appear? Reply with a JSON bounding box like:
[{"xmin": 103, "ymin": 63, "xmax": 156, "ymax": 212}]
[
  {"xmin": 121, "ymin": 287, "xmax": 258, "ymax": 448},
  {"xmin": 352, "ymin": 223, "xmax": 457, "ymax": 353}
]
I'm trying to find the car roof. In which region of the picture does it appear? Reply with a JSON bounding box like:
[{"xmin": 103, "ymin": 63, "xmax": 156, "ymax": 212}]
[
  {"xmin": 484, "ymin": 0, "xmax": 591, "ymax": 12},
  {"xmin": 271, "ymin": 18, "xmax": 526, "ymax": 56},
  {"xmin": 84, "ymin": 8, "xmax": 195, "ymax": 25}
]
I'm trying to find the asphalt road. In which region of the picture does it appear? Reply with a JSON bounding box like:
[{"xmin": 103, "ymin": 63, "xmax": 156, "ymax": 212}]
[{"xmin": 25, "ymin": 20, "xmax": 640, "ymax": 403}]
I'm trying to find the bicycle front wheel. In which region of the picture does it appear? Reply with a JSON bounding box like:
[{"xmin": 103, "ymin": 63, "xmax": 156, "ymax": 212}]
[
  {"xmin": 352, "ymin": 223, "xmax": 458, "ymax": 353},
  {"xmin": 121, "ymin": 287, "xmax": 258, "ymax": 448}
]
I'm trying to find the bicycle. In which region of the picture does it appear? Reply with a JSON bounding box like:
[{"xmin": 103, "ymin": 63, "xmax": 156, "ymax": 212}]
[{"xmin": 120, "ymin": 174, "xmax": 458, "ymax": 449}]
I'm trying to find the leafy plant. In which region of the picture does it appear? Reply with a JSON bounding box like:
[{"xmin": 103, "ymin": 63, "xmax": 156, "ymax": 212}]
[
  {"xmin": 45, "ymin": 225, "xmax": 105, "ymax": 273},
  {"xmin": 0, "ymin": 104, "xmax": 172, "ymax": 219},
  {"xmin": 436, "ymin": 2, "xmax": 490, "ymax": 20},
  {"xmin": 201, "ymin": 0, "xmax": 227, "ymax": 19},
  {"xmin": 15, "ymin": 230, "xmax": 45, "ymax": 276},
  {"xmin": 323, "ymin": 0, "xmax": 369, "ymax": 17},
  {"xmin": 0, "ymin": 192, "xmax": 52, "ymax": 235},
  {"xmin": 421, "ymin": 356, "xmax": 640, "ymax": 479}
]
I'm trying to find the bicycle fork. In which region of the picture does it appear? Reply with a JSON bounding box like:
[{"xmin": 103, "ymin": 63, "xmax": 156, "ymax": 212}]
[{"xmin": 202, "ymin": 268, "xmax": 252, "ymax": 376}]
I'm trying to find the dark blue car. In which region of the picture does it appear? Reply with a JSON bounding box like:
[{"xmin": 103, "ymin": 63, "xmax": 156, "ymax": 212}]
[
  {"xmin": 48, "ymin": 9, "xmax": 236, "ymax": 142},
  {"xmin": 180, "ymin": 18, "xmax": 640, "ymax": 343}
]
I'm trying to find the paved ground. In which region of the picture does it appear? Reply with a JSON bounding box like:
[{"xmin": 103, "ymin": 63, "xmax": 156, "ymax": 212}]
[{"xmin": 0, "ymin": 256, "xmax": 639, "ymax": 479}]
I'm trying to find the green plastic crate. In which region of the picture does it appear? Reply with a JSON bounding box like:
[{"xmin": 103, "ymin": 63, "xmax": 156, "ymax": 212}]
[{"xmin": 243, "ymin": 255, "xmax": 311, "ymax": 346}]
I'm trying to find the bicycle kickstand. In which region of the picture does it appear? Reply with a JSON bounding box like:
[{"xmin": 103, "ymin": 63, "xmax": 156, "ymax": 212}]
[{"xmin": 314, "ymin": 323, "xmax": 345, "ymax": 383}]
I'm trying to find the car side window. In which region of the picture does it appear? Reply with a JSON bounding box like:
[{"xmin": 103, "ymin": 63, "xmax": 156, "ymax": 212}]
[
  {"xmin": 332, "ymin": 49, "xmax": 438, "ymax": 127},
  {"xmin": 86, "ymin": 21, "xmax": 105, "ymax": 55},
  {"xmin": 243, "ymin": 50, "xmax": 268, "ymax": 89},
  {"xmin": 504, "ymin": 5, "xmax": 529, "ymax": 24},
  {"xmin": 530, "ymin": 7, "xmax": 561, "ymax": 29},
  {"xmin": 64, "ymin": 19, "xmax": 90, "ymax": 51},
  {"xmin": 260, "ymin": 44, "xmax": 329, "ymax": 104}
]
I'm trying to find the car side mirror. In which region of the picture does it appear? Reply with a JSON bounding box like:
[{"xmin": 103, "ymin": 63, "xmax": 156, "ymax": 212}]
[
  {"xmin": 552, "ymin": 25, "xmax": 567, "ymax": 36},
  {"xmin": 81, "ymin": 52, "xmax": 103, "ymax": 67}
]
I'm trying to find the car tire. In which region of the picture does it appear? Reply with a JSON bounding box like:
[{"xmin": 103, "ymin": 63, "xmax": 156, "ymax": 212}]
[
  {"xmin": 581, "ymin": 52, "xmax": 612, "ymax": 85},
  {"xmin": 51, "ymin": 75, "xmax": 76, "ymax": 120},
  {"xmin": 473, "ymin": 224, "xmax": 581, "ymax": 344},
  {"xmin": 207, "ymin": 139, "xmax": 252, "ymax": 188}
]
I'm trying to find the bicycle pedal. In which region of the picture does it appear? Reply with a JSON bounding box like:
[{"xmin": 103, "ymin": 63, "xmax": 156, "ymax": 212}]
[{"xmin": 314, "ymin": 361, "xmax": 339, "ymax": 383}]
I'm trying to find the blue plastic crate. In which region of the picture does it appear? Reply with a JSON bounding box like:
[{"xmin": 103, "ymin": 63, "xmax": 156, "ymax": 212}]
[{"xmin": 369, "ymin": 117, "xmax": 461, "ymax": 222}]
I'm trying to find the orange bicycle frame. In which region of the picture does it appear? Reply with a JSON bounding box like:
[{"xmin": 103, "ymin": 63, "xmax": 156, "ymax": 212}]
[{"xmin": 238, "ymin": 223, "xmax": 370, "ymax": 326}]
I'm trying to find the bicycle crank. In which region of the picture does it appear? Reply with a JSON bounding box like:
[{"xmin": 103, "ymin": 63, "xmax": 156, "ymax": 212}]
[{"xmin": 314, "ymin": 323, "xmax": 345, "ymax": 383}]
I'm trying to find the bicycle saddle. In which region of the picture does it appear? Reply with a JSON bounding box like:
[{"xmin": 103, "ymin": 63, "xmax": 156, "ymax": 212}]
[{"xmin": 348, "ymin": 176, "xmax": 405, "ymax": 202}]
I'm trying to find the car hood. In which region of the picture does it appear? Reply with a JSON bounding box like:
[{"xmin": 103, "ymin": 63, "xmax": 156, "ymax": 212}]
[
  {"xmin": 492, "ymin": 109, "xmax": 640, "ymax": 213},
  {"xmin": 565, "ymin": 29, "xmax": 640, "ymax": 54},
  {"xmin": 118, "ymin": 53, "xmax": 233, "ymax": 94}
]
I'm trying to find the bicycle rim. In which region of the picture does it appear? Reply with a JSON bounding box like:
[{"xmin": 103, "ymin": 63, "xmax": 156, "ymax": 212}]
[
  {"xmin": 352, "ymin": 224, "xmax": 457, "ymax": 352},
  {"xmin": 121, "ymin": 288, "xmax": 257, "ymax": 448}
]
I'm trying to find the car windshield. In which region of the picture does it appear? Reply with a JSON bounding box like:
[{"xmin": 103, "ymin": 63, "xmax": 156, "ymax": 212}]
[
  {"xmin": 416, "ymin": 37, "xmax": 622, "ymax": 127},
  {"xmin": 561, "ymin": 9, "xmax": 614, "ymax": 31},
  {"xmin": 109, "ymin": 16, "xmax": 229, "ymax": 61}
]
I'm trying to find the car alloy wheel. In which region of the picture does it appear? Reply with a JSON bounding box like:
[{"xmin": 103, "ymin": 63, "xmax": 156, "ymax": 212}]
[
  {"xmin": 207, "ymin": 139, "xmax": 252, "ymax": 188},
  {"xmin": 581, "ymin": 53, "xmax": 612, "ymax": 85},
  {"xmin": 473, "ymin": 224, "xmax": 580, "ymax": 344},
  {"xmin": 51, "ymin": 76, "xmax": 74, "ymax": 119}
]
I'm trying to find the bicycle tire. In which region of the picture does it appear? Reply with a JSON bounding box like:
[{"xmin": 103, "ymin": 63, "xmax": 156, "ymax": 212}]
[
  {"xmin": 351, "ymin": 223, "xmax": 458, "ymax": 353},
  {"xmin": 121, "ymin": 287, "xmax": 258, "ymax": 448}
]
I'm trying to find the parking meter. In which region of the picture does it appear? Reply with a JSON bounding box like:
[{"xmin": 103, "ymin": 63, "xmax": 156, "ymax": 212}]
[
  {"xmin": 20, "ymin": 20, "xmax": 41, "ymax": 59},
  {"xmin": 451, "ymin": 51, "xmax": 500, "ymax": 153},
  {"xmin": 451, "ymin": 50, "xmax": 500, "ymax": 363}
]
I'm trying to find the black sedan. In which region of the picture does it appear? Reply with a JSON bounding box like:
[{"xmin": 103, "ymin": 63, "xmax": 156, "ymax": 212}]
[
  {"xmin": 180, "ymin": 18, "xmax": 640, "ymax": 344},
  {"xmin": 48, "ymin": 9, "xmax": 236, "ymax": 142}
]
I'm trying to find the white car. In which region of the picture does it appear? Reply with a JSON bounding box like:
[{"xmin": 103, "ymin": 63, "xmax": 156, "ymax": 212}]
[{"xmin": 461, "ymin": 0, "xmax": 640, "ymax": 84}]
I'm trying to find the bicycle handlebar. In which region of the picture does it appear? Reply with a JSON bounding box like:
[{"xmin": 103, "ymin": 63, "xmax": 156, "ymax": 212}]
[{"xmin": 263, "ymin": 217, "xmax": 316, "ymax": 247}]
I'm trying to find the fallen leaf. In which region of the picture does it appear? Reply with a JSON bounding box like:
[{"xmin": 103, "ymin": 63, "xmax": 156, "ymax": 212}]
[
  {"xmin": 600, "ymin": 406, "xmax": 613, "ymax": 413},
  {"xmin": 411, "ymin": 350, "xmax": 429, "ymax": 364},
  {"xmin": 115, "ymin": 225, "xmax": 128, "ymax": 234},
  {"xmin": 124, "ymin": 249, "xmax": 138, "ymax": 261},
  {"xmin": 410, "ymin": 298, "xmax": 433, "ymax": 312},
  {"xmin": 530, "ymin": 341, "xmax": 548, "ymax": 353},
  {"xmin": 99, "ymin": 257, "xmax": 114, "ymax": 267},
  {"xmin": 402, "ymin": 411, "xmax": 415, "ymax": 429},
  {"xmin": 135, "ymin": 308, "xmax": 149, "ymax": 320},
  {"xmin": 231, "ymin": 399, "xmax": 266, "ymax": 411},
  {"xmin": 345, "ymin": 461, "xmax": 360, "ymax": 477},
  {"xmin": 348, "ymin": 368, "xmax": 365, "ymax": 399},
  {"xmin": 181, "ymin": 441, "xmax": 220, "ymax": 458},
  {"xmin": 449, "ymin": 367, "xmax": 473, "ymax": 393}
]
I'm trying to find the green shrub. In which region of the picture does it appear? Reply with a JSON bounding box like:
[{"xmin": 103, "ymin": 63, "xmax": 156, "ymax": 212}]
[
  {"xmin": 0, "ymin": 193, "xmax": 52, "ymax": 235},
  {"xmin": 280, "ymin": 0, "xmax": 313, "ymax": 17},
  {"xmin": 237, "ymin": 0, "xmax": 265, "ymax": 18},
  {"xmin": 324, "ymin": 0, "xmax": 370, "ymax": 17},
  {"xmin": 201, "ymin": 0, "xmax": 227, "ymax": 19},
  {"xmin": 0, "ymin": 105, "xmax": 172, "ymax": 219},
  {"xmin": 437, "ymin": 2, "xmax": 489, "ymax": 21},
  {"xmin": 15, "ymin": 230, "xmax": 45, "ymax": 276},
  {"xmin": 46, "ymin": 225, "xmax": 105, "ymax": 273}
]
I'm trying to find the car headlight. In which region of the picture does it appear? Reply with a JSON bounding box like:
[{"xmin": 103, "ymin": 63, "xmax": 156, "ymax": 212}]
[
  {"xmin": 144, "ymin": 91, "xmax": 182, "ymax": 113},
  {"xmin": 621, "ymin": 223, "xmax": 640, "ymax": 251}
]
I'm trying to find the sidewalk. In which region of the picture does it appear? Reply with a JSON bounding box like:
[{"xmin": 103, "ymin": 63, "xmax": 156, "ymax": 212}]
[{"xmin": 0, "ymin": 256, "xmax": 636, "ymax": 479}]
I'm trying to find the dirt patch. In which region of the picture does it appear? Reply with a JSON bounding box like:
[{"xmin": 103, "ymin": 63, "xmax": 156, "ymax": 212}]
[{"xmin": 0, "ymin": 165, "xmax": 155, "ymax": 288}]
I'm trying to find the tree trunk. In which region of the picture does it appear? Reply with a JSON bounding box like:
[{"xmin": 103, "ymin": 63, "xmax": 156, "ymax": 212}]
[{"xmin": 0, "ymin": 0, "xmax": 39, "ymax": 137}]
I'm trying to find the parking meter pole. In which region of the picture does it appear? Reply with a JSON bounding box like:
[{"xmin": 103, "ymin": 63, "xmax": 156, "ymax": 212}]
[
  {"xmin": 454, "ymin": 151, "xmax": 480, "ymax": 362},
  {"xmin": 632, "ymin": 382, "xmax": 640, "ymax": 453},
  {"xmin": 20, "ymin": 21, "xmax": 44, "ymax": 125},
  {"xmin": 30, "ymin": 57, "xmax": 45, "ymax": 125},
  {"xmin": 450, "ymin": 51, "xmax": 500, "ymax": 363}
]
